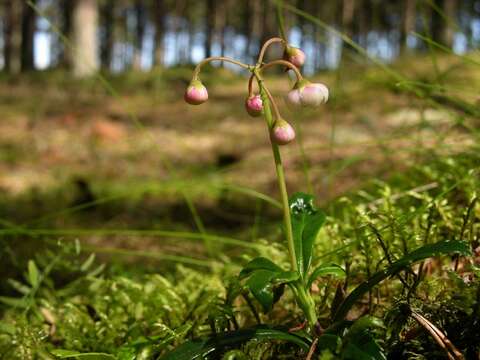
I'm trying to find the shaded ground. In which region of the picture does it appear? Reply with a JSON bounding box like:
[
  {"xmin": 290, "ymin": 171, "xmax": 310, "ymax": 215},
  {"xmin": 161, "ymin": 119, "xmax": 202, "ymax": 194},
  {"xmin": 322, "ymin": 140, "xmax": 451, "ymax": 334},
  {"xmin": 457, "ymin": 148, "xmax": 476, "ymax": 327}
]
[{"xmin": 0, "ymin": 54, "xmax": 478, "ymax": 259}]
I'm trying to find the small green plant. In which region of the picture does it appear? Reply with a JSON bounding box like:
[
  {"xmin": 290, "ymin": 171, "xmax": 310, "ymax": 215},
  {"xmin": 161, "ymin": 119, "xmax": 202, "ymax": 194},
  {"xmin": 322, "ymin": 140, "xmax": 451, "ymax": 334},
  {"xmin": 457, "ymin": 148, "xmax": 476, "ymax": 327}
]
[
  {"xmin": 184, "ymin": 36, "xmax": 330, "ymax": 333},
  {"xmin": 167, "ymin": 30, "xmax": 473, "ymax": 359}
]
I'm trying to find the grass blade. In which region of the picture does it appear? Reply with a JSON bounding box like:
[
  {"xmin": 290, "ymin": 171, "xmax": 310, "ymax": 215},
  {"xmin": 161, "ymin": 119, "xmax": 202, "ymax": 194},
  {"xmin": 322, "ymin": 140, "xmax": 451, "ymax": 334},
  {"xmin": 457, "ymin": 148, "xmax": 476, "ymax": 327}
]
[
  {"xmin": 159, "ymin": 326, "xmax": 311, "ymax": 359},
  {"xmin": 333, "ymin": 240, "xmax": 471, "ymax": 322}
]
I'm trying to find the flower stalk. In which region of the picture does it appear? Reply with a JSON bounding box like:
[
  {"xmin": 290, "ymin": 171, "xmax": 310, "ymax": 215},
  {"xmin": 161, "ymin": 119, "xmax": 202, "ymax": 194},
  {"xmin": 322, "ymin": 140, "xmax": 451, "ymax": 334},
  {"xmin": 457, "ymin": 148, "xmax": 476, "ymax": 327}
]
[
  {"xmin": 255, "ymin": 70, "xmax": 297, "ymax": 272},
  {"xmin": 185, "ymin": 36, "xmax": 329, "ymax": 331}
]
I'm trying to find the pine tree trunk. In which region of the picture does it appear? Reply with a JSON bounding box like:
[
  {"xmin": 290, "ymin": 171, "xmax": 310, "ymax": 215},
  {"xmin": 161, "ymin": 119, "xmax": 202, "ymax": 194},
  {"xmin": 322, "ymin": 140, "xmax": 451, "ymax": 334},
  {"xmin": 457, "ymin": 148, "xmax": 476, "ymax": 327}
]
[
  {"xmin": 204, "ymin": 0, "xmax": 215, "ymax": 58},
  {"xmin": 21, "ymin": 0, "xmax": 36, "ymax": 71},
  {"xmin": 133, "ymin": 0, "xmax": 145, "ymax": 70},
  {"xmin": 218, "ymin": 1, "xmax": 228, "ymax": 59},
  {"xmin": 342, "ymin": 0, "xmax": 355, "ymax": 37},
  {"xmin": 430, "ymin": 0, "xmax": 444, "ymax": 45},
  {"xmin": 341, "ymin": 0, "xmax": 356, "ymax": 60},
  {"xmin": 72, "ymin": 0, "xmax": 99, "ymax": 77},
  {"xmin": 442, "ymin": 0, "xmax": 456, "ymax": 48},
  {"xmin": 58, "ymin": 0, "xmax": 73, "ymax": 69},
  {"xmin": 152, "ymin": 0, "xmax": 166, "ymax": 67},
  {"xmin": 4, "ymin": 0, "xmax": 22, "ymax": 74},
  {"xmin": 100, "ymin": 0, "xmax": 114, "ymax": 70},
  {"xmin": 400, "ymin": 0, "xmax": 416, "ymax": 54}
]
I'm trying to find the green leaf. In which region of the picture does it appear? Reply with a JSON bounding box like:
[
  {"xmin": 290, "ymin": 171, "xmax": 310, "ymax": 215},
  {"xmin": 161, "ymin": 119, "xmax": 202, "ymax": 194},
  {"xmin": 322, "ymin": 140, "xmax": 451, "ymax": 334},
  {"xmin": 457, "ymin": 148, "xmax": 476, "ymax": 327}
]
[
  {"xmin": 289, "ymin": 193, "xmax": 326, "ymax": 276},
  {"xmin": 307, "ymin": 264, "xmax": 346, "ymax": 288},
  {"xmin": 0, "ymin": 296, "xmax": 30, "ymax": 308},
  {"xmin": 272, "ymin": 271, "xmax": 299, "ymax": 284},
  {"xmin": 245, "ymin": 270, "xmax": 275, "ymax": 312},
  {"xmin": 28, "ymin": 260, "xmax": 39, "ymax": 288},
  {"xmin": 316, "ymin": 334, "xmax": 342, "ymax": 354},
  {"xmin": 0, "ymin": 321, "xmax": 16, "ymax": 335},
  {"xmin": 159, "ymin": 326, "xmax": 311, "ymax": 360},
  {"xmin": 80, "ymin": 254, "xmax": 96, "ymax": 272},
  {"xmin": 7, "ymin": 278, "xmax": 31, "ymax": 295},
  {"xmin": 343, "ymin": 341, "xmax": 385, "ymax": 360},
  {"xmin": 242, "ymin": 263, "xmax": 299, "ymax": 313},
  {"xmin": 239, "ymin": 257, "xmax": 283, "ymax": 278},
  {"xmin": 333, "ymin": 240, "xmax": 472, "ymax": 321},
  {"xmin": 50, "ymin": 350, "xmax": 116, "ymax": 359},
  {"xmin": 342, "ymin": 316, "xmax": 386, "ymax": 360}
]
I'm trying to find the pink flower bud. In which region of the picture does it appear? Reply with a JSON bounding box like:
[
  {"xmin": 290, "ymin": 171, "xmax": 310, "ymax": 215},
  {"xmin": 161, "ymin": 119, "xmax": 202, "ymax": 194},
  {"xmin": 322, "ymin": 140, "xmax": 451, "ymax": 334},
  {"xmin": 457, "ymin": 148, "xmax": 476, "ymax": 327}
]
[
  {"xmin": 287, "ymin": 80, "xmax": 329, "ymax": 108},
  {"xmin": 184, "ymin": 79, "xmax": 208, "ymax": 105},
  {"xmin": 245, "ymin": 94, "xmax": 263, "ymax": 117},
  {"xmin": 300, "ymin": 82, "xmax": 329, "ymax": 107},
  {"xmin": 284, "ymin": 46, "xmax": 306, "ymax": 68},
  {"xmin": 271, "ymin": 118, "xmax": 295, "ymax": 145},
  {"xmin": 286, "ymin": 88, "xmax": 302, "ymax": 107}
]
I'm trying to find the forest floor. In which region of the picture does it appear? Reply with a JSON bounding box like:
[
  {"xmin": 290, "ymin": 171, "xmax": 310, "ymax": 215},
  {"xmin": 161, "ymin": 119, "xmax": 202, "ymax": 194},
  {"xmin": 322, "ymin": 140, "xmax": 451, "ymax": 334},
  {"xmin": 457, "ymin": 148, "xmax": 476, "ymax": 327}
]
[
  {"xmin": 0, "ymin": 53, "xmax": 478, "ymax": 258},
  {"xmin": 0, "ymin": 53, "xmax": 479, "ymax": 359},
  {"xmin": 0, "ymin": 58, "xmax": 480, "ymax": 233}
]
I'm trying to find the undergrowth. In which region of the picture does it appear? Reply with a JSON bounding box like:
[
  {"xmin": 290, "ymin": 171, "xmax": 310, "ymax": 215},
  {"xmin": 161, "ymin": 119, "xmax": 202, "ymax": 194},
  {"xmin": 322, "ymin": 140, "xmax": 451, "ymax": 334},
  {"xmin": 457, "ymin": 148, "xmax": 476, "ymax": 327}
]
[{"xmin": 1, "ymin": 147, "xmax": 478, "ymax": 359}]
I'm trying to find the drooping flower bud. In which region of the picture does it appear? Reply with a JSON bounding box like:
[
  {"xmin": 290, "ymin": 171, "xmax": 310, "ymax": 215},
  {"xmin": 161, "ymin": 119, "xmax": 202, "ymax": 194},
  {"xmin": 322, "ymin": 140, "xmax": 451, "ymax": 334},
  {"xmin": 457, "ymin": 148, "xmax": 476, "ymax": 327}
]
[
  {"xmin": 286, "ymin": 88, "xmax": 302, "ymax": 107},
  {"xmin": 287, "ymin": 79, "xmax": 329, "ymax": 108},
  {"xmin": 271, "ymin": 118, "xmax": 296, "ymax": 145},
  {"xmin": 245, "ymin": 94, "xmax": 263, "ymax": 117},
  {"xmin": 284, "ymin": 46, "xmax": 306, "ymax": 68},
  {"xmin": 184, "ymin": 79, "xmax": 208, "ymax": 105},
  {"xmin": 299, "ymin": 82, "xmax": 329, "ymax": 107}
]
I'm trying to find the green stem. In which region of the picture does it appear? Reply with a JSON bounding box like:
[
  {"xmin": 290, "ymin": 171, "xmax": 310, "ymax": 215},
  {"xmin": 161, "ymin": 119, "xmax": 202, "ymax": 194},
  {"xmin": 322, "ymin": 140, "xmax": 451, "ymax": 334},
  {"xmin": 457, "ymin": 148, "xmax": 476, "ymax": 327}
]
[
  {"xmin": 293, "ymin": 283, "xmax": 318, "ymax": 327},
  {"xmin": 254, "ymin": 71, "xmax": 297, "ymax": 272}
]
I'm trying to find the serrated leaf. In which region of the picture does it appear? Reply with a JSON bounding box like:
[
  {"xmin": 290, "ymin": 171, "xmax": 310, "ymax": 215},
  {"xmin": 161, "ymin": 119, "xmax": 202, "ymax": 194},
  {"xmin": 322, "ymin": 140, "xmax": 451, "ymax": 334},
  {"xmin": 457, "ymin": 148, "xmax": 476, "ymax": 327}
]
[
  {"xmin": 307, "ymin": 264, "xmax": 346, "ymax": 288},
  {"xmin": 289, "ymin": 193, "xmax": 326, "ymax": 277},
  {"xmin": 159, "ymin": 326, "xmax": 310, "ymax": 360},
  {"xmin": 28, "ymin": 260, "xmax": 39, "ymax": 288},
  {"xmin": 333, "ymin": 240, "xmax": 472, "ymax": 321},
  {"xmin": 239, "ymin": 257, "xmax": 283, "ymax": 278}
]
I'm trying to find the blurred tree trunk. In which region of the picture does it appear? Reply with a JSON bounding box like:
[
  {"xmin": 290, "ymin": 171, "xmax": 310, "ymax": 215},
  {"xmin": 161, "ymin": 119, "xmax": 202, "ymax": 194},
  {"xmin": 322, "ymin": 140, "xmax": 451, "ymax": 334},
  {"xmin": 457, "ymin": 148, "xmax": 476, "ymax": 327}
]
[
  {"xmin": 100, "ymin": 0, "xmax": 114, "ymax": 70},
  {"xmin": 342, "ymin": 0, "xmax": 356, "ymax": 38},
  {"xmin": 260, "ymin": 1, "xmax": 276, "ymax": 45},
  {"xmin": 243, "ymin": 0, "xmax": 254, "ymax": 63},
  {"xmin": 430, "ymin": 0, "xmax": 444, "ymax": 45},
  {"xmin": 298, "ymin": 0, "xmax": 307, "ymax": 49},
  {"xmin": 400, "ymin": 0, "xmax": 416, "ymax": 53},
  {"xmin": 341, "ymin": 0, "xmax": 356, "ymax": 61},
  {"xmin": 442, "ymin": 0, "xmax": 456, "ymax": 47},
  {"xmin": 72, "ymin": 0, "xmax": 99, "ymax": 77},
  {"xmin": 58, "ymin": 0, "xmax": 73, "ymax": 69},
  {"xmin": 260, "ymin": 1, "xmax": 279, "ymax": 61},
  {"xmin": 245, "ymin": 0, "xmax": 262, "ymax": 62},
  {"xmin": 4, "ymin": 0, "xmax": 22, "ymax": 74},
  {"xmin": 218, "ymin": 0, "xmax": 229, "ymax": 59},
  {"xmin": 133, "ymin": 0, "xmax": 146, "ymax": 70},
  {"xmin": 152, "ymin": 0, "xmax": 166, "ymax": 67},
  {"xmin": 21, "ymin": 0, "xmax": 36, "ymax": 71},
  {"xmin": 204, "ymin": 0, "xmax": 215, "ymax": 58}
]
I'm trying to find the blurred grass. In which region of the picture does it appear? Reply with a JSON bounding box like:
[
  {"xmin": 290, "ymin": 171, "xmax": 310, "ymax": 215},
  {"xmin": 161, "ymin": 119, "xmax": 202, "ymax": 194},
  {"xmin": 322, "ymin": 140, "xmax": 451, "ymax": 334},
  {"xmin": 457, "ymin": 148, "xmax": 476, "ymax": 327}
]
[{"xmin": 0, "ymin": 50, "xmax": 478, "ymax": 282}]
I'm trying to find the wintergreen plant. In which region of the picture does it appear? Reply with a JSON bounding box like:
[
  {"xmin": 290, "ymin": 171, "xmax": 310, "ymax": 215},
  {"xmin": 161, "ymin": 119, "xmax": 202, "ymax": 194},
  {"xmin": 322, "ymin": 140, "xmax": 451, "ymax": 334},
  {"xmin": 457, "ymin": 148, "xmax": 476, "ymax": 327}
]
[
  {"xmin": 184, "ymin": 37, "xmax": 330, "ymax": 333},
  {"xmin": 175, "ymin": 35, "xmax": 474, "ymax": 359}
]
